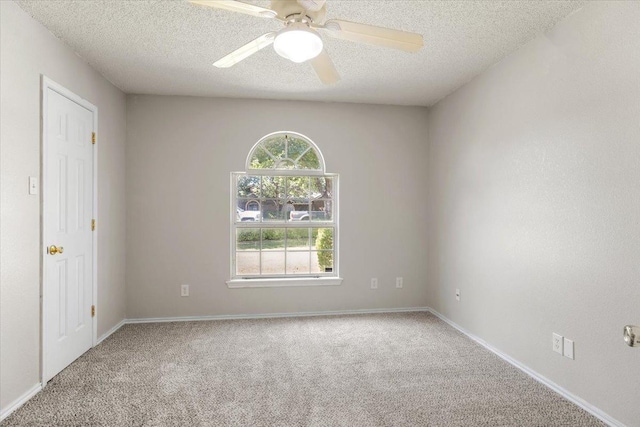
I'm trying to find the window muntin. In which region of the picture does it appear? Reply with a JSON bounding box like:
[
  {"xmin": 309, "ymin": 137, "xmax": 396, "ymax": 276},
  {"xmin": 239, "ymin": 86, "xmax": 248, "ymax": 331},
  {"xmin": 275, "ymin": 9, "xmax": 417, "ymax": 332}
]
[
  {"xmin": 246, "ymin": 132, "xmax": 325, "ymax": 172},
  {"xmin": 234, "ymin": 226, "xmax": 334, "ymax": 277},
  {"xmin": 232, "ymin": 132, "xmax": 337, "ymax": 281},
  {"xmin": 236, "ymin": 175, "xmax": 334, "ymax": 222}
]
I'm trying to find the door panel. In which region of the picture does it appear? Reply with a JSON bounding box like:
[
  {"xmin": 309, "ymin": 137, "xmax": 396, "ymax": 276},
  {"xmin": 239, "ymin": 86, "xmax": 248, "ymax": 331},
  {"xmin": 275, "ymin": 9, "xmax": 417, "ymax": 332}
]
[{"xmin": 44, "ymin": 87, "xmax": 94, "ymax": 382}]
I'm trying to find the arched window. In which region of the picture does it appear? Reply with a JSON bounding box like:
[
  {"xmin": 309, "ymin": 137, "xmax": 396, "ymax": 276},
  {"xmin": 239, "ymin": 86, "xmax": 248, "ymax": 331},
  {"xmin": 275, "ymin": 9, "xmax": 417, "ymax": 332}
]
[
  {"xmin": 246, "ymin": 132, "xmax": 325, "ymax": 173},
  {"xmin": 228, "ymin": 132, "xmax": 341, "ymax": 287}
]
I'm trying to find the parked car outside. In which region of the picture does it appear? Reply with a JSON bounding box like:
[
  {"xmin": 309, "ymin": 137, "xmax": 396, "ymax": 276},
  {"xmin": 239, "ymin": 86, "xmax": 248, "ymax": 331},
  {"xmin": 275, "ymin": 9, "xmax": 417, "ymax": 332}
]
[
  {"xmin": 237, "ymin": 207, "xmax": 261, "ymax": 222},
  {"xmin": 289, "ymin": 210, "xmax": 329, "ymax": 221},
  {"xmin": 289, "ymin": 210, "xmax": 309, "ymax": 221}
]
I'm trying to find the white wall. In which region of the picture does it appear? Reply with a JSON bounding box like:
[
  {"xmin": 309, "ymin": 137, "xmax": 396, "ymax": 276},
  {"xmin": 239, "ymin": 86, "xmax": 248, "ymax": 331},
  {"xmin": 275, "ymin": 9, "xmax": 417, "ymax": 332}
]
[
  {"xmin": 426, "ymin": 2, "xmax": 640, "ymax": 425},
  {"xmin": 126, "ymin": 95, "xmax": 429, "ymax": 318},
  {"xmin": 0, "ymin": 1, "xmax": 127, "ymax": 412}
]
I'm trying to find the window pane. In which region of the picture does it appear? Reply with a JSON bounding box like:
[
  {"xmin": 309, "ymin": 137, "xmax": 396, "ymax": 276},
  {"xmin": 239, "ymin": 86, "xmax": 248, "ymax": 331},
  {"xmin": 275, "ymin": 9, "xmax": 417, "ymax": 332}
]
[
  {"xmin": 287, "ymin": 138, "xmax": 309, "ymax": 161},
  {"xmin": 237, "ymin": 228, "xmax": 261, "ymax": 250},
  {"xmin": 236, "ymin": 251, "xmax": 260, "ymax": 275},
  {"xmin": 262, "ymin": 199, "xmax": 285, "ymax": 221},
  {"xmin": 261, "ymin": 228, "xmax": 285, "ymax": 250},
  {"xmin": 287, "ymin": 176, "xmax": 310, "ymax": 200},
  {"xmin": 311, "ymin": 176, "xmax": 333, "ymax": 198},
  {"xmin": 286, "ymin": 251, "xmax": 311, "ymax": 275},
  {"xmin": 311, "ymin": 251, "xmax": 334, "ymax": 273},
  {"xmin": 261, "ymin": 251, "xmax": 285, "ymax": 275},
  {"xmin": 312, "ymin": 228, "xmax": 333, "ymax": 251},
  {"xmin": 237, "ymin": 175, "xmax": 261, "ymax": 198},
  {"xmin": 263, "ymin": 137, "xmax": 286, "ymax": 160},
  {"xmin": 262, "ymin": 176, "xmax": 285, "ymax": 198},
  {"xmin": 286, "ymin": 228, "xmax": 310, "ymax": 250},
  {"xmin": 298, "ymin": 148, "xmax": 320, "ymax": 170},
  {"xmin": 309, "ymin": 200, "xmax": 333, "ymax": 221},
  {"xmin": 249, "ymin": 147, "xmax": 274, "ymax": 169},
  {"xmin": 236, "ymin": 199, "xmax": 261, "ymax": 222}
]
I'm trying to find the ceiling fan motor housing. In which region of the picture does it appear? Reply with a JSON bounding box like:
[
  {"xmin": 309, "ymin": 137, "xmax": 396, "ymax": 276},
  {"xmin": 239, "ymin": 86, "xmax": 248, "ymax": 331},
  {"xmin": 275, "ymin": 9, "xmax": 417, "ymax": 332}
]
[{"xmin": 271, "ymin": 0, "xmax": 326, "ymax": 23}]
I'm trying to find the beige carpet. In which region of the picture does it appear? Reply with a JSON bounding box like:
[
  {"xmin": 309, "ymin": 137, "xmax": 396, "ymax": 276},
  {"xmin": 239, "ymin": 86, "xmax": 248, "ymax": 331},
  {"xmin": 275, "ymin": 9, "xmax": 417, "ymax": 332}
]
[{"xmin": 2, "ymin": 312, "xmax": 603, "ymax": 426}]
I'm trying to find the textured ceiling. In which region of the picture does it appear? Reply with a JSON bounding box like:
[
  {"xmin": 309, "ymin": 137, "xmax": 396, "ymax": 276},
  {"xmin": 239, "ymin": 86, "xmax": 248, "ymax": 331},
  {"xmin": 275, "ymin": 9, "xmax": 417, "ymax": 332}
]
[{"xmin": 16, "ymin": 0, "xmax": 585, "ymax": 106}]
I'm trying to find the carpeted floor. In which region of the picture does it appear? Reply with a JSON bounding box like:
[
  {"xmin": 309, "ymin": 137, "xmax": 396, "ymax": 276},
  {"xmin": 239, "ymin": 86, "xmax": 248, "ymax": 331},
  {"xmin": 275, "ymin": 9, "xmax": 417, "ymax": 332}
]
[{"xmin": 2, "ymin": 312, "xmax": 603, "ymax": 426}]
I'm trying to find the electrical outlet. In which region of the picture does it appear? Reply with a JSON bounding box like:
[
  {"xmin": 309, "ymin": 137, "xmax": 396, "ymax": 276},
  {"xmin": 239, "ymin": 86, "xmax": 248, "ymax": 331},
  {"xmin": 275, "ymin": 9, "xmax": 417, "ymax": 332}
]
[
  {"xmin": 181, "ymin": 284, "xmax": 189, "ymax": 297},
  {"xmin": 563, "ymin": 338, "xmax": 574, "ymax": 359},
  {"xmin": 395, "ymin": 277, "xmax": 403, "ymax": 288},
  {"xmin": 370, "ymin": 278, "xmax": 378, "ymax": 290},
  {"xmin": 455, "ymin": 289, "xmax": 460, "ymax": 301},
  {"xmin": 553, "ymin": 333, "xmax": 563, "ymax": 354}
]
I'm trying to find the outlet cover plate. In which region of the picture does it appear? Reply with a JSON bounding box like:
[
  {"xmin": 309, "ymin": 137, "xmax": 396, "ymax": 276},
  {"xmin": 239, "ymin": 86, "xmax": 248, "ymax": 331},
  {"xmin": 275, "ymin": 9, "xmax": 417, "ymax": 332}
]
[
  {"xmin": 370, "ymin": 278, "xmax": 378, "ymax": 290},
  {"xmin": 29, "ymin": 176, "xmax": 38, "ymax": 195},
  {"xmin": 553, "ymin": 333, "xmax": 563, "ymax": 354},
  {"xmin": 181, "ymin": 284, "xmax": 189, "ymax": 297},
  {"xmin": 395, "ymin": 277, "xmax": 403, "ymax": 288}
]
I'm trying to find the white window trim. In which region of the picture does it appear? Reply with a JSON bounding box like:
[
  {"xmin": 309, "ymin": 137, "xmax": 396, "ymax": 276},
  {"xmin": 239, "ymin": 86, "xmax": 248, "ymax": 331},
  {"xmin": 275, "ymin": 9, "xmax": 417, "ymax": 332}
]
[
  {"xmin": 226, "ymin": 277, "xmax": 343, "ymax": 288},
  {"xmin": 229, "ymin": 132, "xmax": 341, "ymax": 288},
  {"xmin": 229, "ymin": 172, "xmax": 340, "ymax": 286},
  {"xmin": 245, "ymin": 131, "xmax": 327, "ymax": 173}
]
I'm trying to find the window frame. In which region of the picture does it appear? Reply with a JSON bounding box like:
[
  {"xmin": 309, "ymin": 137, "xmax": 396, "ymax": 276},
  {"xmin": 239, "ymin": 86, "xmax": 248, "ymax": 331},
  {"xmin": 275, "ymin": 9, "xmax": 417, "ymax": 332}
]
[{"xmin": 227, "ymin": 132, "xmax": 342, "ymax": 288}]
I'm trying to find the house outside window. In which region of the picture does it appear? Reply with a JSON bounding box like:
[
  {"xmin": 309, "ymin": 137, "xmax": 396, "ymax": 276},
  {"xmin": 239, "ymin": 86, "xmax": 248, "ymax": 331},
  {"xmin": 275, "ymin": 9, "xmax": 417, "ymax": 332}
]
[{"xmin": 227, "ymin": 132, "xmax": 342, "ymax": 288}]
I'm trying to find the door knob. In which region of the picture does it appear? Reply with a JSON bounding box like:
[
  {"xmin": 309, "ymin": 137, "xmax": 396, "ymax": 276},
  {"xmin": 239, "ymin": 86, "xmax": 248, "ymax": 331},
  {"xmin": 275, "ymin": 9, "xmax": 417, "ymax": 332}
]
[
  {"xmin": 624, "ymin": 325, "xmax": 639, "ymax": 347},
  {"xmin": 48, "ymin": 245, "xmax": 64, "ymax": 255}
]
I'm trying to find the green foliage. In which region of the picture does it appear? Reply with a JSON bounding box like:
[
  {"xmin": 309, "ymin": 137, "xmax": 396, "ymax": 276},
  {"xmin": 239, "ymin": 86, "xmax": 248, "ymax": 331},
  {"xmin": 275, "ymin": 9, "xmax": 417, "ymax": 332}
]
[
  {"xmin": 262, "ymin": 228, "xmax": 284, "ymax": 240},
  {"xmin": 237, "ymin": 229, "xmax": 285, "ymax": 242},
  {"xmin": 287, "ymin": 228, "xmax": 309, "ymax": 240},
  {"xmin": 237, "ymin": 229, "xmax": 261, "ymax": 242},
  {"xmin": 250, "ymin": 147, "xmax": 275, "ymax": 170},
  {"xmin": 237, "ymin": 175, "xmax": 260, "ymax": 198},
  {"xmin": 316, "ymin": 228, "xmax": 333, "ymax": 269},
  {"xmin": 239, "ymin": 229, "xmax": 320, "ymax": 242},
  {"xmin": 248, "ymin": 134, "xmax": 321, "ymax": 171},
  {"xmin": 262, "ymin": 176, "xmax": 285, "ymax": 198}
]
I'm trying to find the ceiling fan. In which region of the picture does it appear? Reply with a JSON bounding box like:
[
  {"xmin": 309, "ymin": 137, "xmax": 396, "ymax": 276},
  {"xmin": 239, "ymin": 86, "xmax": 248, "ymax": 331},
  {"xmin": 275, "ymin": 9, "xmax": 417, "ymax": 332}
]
[{"xmin": 189, "ymin": 0, "xmax": 424, "ymax": 84}]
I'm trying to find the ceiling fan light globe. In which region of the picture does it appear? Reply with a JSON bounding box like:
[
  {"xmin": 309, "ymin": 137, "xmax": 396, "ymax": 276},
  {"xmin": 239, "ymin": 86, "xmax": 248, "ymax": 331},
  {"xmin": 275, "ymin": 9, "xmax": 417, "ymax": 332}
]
[{"xmin": 274, "ymin": 25, "xmax": 323, "ymax": 63}]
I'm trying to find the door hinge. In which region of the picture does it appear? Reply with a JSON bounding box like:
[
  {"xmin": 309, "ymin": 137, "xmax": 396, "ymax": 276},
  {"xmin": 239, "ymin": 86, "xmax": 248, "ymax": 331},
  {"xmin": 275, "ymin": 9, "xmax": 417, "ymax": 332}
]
[
  {"xmin": 91, "ymin": 219, "xmax": 96, "ymax": 231},
  {"xmin": 92, "ymin": 132, "xmax": 96, "ymax": 144},
  {"xmin": 91, "ymin": 305, "xmax": 96, "ymax": 317}
]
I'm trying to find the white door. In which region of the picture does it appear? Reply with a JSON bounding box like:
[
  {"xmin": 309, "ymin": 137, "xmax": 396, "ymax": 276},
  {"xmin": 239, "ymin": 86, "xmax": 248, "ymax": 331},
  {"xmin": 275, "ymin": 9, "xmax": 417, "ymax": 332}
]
[{"xmin": 43, "ymin": 86, "xmax": 95, "ymax": 382}]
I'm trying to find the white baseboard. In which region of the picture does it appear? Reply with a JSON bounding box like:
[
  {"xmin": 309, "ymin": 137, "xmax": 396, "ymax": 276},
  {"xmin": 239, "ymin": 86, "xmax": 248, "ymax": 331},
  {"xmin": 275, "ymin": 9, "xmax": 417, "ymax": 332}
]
[
  {"xmin": 0, "ymin": 383, "xmax": 42, "ymax": 422},
  {"xmin": 126, "ymin": 306, "xmax": 431, "ymax": 324},
  {"xmin": 427, "ymin": 308, "xmax": 624, "ymax": 427},
  {"xmin": 97, "ymin": 318, "xmax": 126, "ymax": 345}
]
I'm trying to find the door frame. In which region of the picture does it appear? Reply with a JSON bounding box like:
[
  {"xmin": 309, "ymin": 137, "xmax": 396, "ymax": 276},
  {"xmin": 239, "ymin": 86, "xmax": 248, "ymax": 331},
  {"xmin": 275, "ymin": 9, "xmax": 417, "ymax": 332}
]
[{"xmin": 40, "ymin": 76, "xmax": 99, "ymax": 385}]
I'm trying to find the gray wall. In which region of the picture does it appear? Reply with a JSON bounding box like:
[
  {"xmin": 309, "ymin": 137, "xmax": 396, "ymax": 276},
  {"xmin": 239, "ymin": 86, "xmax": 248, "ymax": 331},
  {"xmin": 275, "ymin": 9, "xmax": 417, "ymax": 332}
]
[
  {"xmin": 0, "ymin": 1, "xmax": 127, "ymax": 412},
  {"xmin": 426, "ymin": 2, "xmax": 640, "ymax": 425},
  {"xmin": 126, "ymin": 95, "xmax": 430, "ymax": 318},
  {"xmin": 2, "ymin": 0, "xmax": 637, "ymax": 424}
]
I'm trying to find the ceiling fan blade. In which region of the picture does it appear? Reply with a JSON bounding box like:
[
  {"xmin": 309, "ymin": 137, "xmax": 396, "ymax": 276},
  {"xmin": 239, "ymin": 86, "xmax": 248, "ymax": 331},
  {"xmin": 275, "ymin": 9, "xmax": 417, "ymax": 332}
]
[
  {"xmin": 214, "ymin": 32, "xmax": 276, "ymax": 68},
  {"xmin": 189, "ymin": 0, "xmax": 278, "ymax": 19},
  {"xmin": 310, "ymin": 49, "xmax": 340, "ymax": 85},
  {"xmin": 319, "ymin": 19, "xmax": 423, "ymax": 53}
]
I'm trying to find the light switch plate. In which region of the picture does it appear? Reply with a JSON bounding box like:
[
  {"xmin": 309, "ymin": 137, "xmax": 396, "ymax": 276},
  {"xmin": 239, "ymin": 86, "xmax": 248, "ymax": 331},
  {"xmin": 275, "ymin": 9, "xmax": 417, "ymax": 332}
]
[{"xmin": 563, "ymin": 338, "xmax": 574, "ymax": 359}]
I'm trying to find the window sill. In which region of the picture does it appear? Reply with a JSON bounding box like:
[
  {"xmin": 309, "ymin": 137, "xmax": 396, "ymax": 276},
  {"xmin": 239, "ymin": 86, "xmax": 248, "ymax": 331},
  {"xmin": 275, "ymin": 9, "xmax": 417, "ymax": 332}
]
[{"xmin": 226, "ymin": 277, "xmax": 343, "ymax": 289}]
